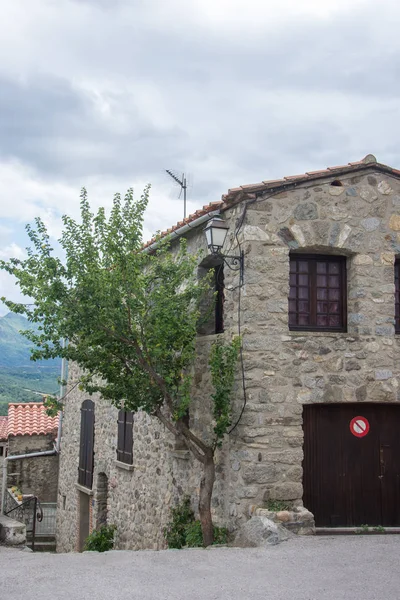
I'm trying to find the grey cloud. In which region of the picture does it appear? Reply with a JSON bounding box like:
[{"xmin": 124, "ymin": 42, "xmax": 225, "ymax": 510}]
[
  {"xmin": 1, "ymin": 0, "xmax": 400, "ymax": 214},
  {"xmin": 0, "ymin": 76, "xmax": 189, "ymax": 181}
]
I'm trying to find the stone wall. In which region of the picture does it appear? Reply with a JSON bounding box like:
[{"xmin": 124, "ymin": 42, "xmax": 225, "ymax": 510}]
[
  {"xmin": 7, "ymin": 434, "xmax": 59, "ymax": 502},
  {"xmin": 56, "ymin": 165, "xmax": 400, "ymax": 550},
  {"xmin": 57, "ymin": 362, "xmax": 197, "ymax": 552},
  {"xmin": 224, "ymin": 169, "xmax": 400, "ymax": 519}
]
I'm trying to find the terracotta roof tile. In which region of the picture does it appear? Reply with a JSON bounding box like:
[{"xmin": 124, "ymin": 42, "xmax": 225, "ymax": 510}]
[
  {"xmin": 306, "ymin": 169, "xmax": 331, "ymax": 176},
  {"xmin": 0, "ymin": 416, "xmax": 8, "ymax": 441},
  {"xmin": 143, "ymin": 154, "xmax": 400, "ymax": 248},
  {"xmin": 284, "ymin": 174, "xmax": 309, "ymax": 181},
  {"xmin": 262, "ymin": 178, "xmax": 286, "ymax": 185},
  {"xmin": 7, "ymin": 402, "xmax": 59, "ymax": 438},
  {"xmin": 142, "ymin": 200, "xmax": 223, "ymax": 250},
  {"xmin": 240, "ymin": 182, "xmax": 266, "ymax": 190}
]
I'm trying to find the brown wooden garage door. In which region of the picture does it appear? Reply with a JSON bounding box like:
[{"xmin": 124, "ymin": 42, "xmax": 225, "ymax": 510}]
[{"xmin": 303, "ymin": 403, "xmax": 400, "ymax": 527}]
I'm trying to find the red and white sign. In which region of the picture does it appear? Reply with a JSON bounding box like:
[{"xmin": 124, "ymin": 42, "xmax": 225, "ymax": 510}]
[{"xmin": 350, "ymin": 416, "xmax": 370, "ymax": 438}]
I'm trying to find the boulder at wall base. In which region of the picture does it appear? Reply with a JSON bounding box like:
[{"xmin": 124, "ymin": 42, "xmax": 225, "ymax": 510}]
[
  {"xmin": 0, "ymin": 514, "xmax": 26, "ymax": 546},
  {"xmin": 233, "ymin": 516, "xmax": 293, "ymax": 548}
]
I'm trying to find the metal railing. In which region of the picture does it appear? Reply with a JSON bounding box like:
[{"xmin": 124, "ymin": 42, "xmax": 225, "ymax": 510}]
[
  {"xmin": 33, "ymin": 502, "xmax": 57, "ymax": 537},
  {"xmin": 4, "ymin": 495, "xmax": 43, "ymax": 551}
]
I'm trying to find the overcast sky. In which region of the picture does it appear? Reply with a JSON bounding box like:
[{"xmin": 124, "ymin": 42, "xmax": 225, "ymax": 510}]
[{"xmin": 1, "ymin": 0, "xmax": 400, "ymax": 313}]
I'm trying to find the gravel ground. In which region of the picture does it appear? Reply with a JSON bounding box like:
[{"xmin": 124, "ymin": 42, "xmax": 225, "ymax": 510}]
[{"xmin": 1, "ymin": 536, "xmax": 399, "ymax": 600}]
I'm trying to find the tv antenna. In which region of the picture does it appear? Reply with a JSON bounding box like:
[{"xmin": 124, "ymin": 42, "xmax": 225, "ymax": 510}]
[{"xmin": 165, "ymin": 170, "xmax": 187, "ymax": 219}]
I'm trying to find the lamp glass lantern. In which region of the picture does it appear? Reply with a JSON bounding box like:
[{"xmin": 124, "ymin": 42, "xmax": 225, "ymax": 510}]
[{"xmin": 204, "ymin": 216, "xmax": 229, "ymax": 254}]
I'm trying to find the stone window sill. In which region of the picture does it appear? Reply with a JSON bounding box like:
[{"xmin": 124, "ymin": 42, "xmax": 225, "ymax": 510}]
[
  {"xmin": 287, "ymin": 330, "xmax": 349, "ymax": 338},
  {"xmin": 115, "ymin": 460, "xmax": 134, "ymax": 472},
  {"xmin": 75, "ymin": 483, "xmax": 94, "ymax": 496}
]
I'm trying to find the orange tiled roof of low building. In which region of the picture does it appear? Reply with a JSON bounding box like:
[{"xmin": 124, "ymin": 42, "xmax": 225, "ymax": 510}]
[
  {"xmin": 143, "ymin": 154, "xmax": 400, "ymax": 248},
  {"xmin": 7, "ymin": 402, "xmax": 59, "ymax": 437},
  {"xmin": 0, "ymin": 416, "xmax": 8, "ymax": 441}
]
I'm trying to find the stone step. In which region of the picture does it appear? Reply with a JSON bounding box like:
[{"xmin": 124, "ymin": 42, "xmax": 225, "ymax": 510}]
[
  {"xmin": 29, "ymin": 541, "xmax": 56, "ymax": 552},
  {"xmin": 316, "ymin": 527, "xmax": 400, "ymax": 535},
  {"xmin": 27, "ymin": 534, "xmax": 56, "ymax": 543}
]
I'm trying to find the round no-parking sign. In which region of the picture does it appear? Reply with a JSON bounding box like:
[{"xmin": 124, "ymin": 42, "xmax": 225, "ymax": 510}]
[{"xmin": 350, "ymin": 416, "xmax": 370, "ymax": 438}]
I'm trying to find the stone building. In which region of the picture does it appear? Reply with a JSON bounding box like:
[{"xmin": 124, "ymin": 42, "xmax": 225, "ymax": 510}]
[
  {"xmin": 56, "ymin": 154, "xmax": 400, "ymax": 552},
  {"xmin": 6, "ymin": 403, "xmax": 59, "ymax": 502}
]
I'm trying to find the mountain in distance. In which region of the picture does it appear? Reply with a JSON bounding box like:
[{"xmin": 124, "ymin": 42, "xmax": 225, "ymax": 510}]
[{"xmin": 0, "ymin": 312, "xmax": 61, "ymax": 415}]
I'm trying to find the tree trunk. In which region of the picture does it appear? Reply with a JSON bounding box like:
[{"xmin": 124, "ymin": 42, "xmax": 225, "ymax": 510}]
[{"xmin": 199, "ymin": 454, "xmax": 215, "ymax": 547}]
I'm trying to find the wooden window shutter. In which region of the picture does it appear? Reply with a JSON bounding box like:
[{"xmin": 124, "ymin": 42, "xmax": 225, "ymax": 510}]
[
  {"xmin": 117, "ymin": 410, "xmax": 134, "ymax": 465},
  {"xmin": 117, "ymin": 409, "xmax": 125, "ymax": 463},
  {"xmin": 78, "ymin": 399, "xmax": 95, "ymax": 488}
]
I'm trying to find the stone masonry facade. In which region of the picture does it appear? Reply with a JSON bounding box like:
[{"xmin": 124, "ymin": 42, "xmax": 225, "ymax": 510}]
[
  {"xmin": 56, "ymin": 156, "xmax": 400, "ymax": 551},
  {"xmin": 8, "ymin": 434, "xmax": 59, "ymax": 502}
]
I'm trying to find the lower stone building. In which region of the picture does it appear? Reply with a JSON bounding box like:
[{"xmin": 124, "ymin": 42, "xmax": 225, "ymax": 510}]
[
  {"xmin": 6, "ymin": 403, "xmax": 59, "ymax": 502},
  {"xmin": 56, "ymin": 154, "xmax": 400, "ymax": 552}
]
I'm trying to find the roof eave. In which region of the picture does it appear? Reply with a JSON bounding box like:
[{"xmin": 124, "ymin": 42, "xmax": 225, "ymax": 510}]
[{"xmin": 222, "ymin": 161, "xmax": 400, "ymax": 206}]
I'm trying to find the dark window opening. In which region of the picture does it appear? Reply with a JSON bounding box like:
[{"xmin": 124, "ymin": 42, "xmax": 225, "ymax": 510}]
[
  {"xmin": 198, "ymin": 262, "xmax": 224, "ymax": 335},
  {"xmin": 215, "ymin": 264, "xmax": 224, "ymax": 334},
  {"xmin": 117, "ymin": 410, "xmax": 134, "ymax": 465},
  {"xmin": 289, "ymin": 254, "xmax": 346, "ymax": 332},
  {"xmin": 0, "ymin": 446, "xmax": 4, "ymax": 457},
  {"xmin": 175, "ymin": 411, "xmax": 190, "ymax": 450},
  {"xmin": 331, "ymin": 180, "xmax": 343, "ymax": 187},
  {"xmin": 78, "ymin": 399, "xmax": 95, "ymax": 489},
  {"xmin": 395, "ymin": 260, "xmax": 400, "ymax": 333}
]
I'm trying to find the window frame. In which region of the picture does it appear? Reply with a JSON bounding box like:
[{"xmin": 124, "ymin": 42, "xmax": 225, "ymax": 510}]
[
  {"xmin": 117, "ymin": 409, "xmax": 134, "ymax": 465},
  {"xmin": 395, "ymin": 259, "xmax": 400, "ymax": 334},
  {"xmin": 289, "ymin": 254, "xmax": 347, "ymax": 333}
]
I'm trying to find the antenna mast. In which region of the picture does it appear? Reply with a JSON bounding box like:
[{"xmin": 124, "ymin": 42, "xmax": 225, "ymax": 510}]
[{"xmin": 165, "ymin": 170, "xmax": 187, "ymax": 219}]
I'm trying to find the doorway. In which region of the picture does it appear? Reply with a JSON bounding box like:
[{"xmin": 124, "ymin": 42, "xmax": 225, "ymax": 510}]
[
  {"xmin": 303, "ymin": 403, "xmax": 400, "ymax": 527},
  {"xmin": 78, "ymin": 492, "xmax": 90, "ymax": 551}
]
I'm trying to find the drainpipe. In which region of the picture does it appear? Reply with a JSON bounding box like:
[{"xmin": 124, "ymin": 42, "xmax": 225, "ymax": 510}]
[
  {"xmin": 1, "ymin": 340, "xmax": 68, "ymax": 514},
  {"xmin": 55, "ymin": 339, "xmax": 68, "ymax": 454}
]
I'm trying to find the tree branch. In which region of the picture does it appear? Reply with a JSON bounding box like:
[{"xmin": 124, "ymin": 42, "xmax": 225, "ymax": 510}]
[
  {"xmin": 155, "ymin": 408, "xmax": 206, "ymax": 464},
  {"xmin": 99, "ymin": 324, "xmax": 172, "ymax": 400},
  {"xmin": 99, "ymin": 324, "xmax": 212, "ymax": 460}
]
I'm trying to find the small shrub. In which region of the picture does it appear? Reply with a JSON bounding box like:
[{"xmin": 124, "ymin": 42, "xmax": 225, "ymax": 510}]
[
  {"xmin": 84, "ymin": 524, "xmax": 116, "ymax": 552},
  {"xmin": 164, "ymin": 497, "xmax": 229, "ymax": 548},
  {"xmin": 213, "ymin": 525, "xmax": 228, "ymax": 545},
  {"xmin": 164, "ymin": 497, "xmax": 195, "ymax": 549},
  {"xmin": 264, "ymin": 499, "xmax": 291, "ymax": 512},
  {"xmin": 355, "ymin": 524, "xmax": 369, "ymax": 535},
  {"xmin": 184, "ymin": 520, "xmax": 203, "ymax": 547},
  {"xmin": 185, "ymin": 521, "xmax": 228, "ymax": 547}
]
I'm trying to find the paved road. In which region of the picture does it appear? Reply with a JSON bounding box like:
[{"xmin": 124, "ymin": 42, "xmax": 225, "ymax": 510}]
[{"xmin": 1, "ymin": 536, "xmax": 399, "ymax": 600}]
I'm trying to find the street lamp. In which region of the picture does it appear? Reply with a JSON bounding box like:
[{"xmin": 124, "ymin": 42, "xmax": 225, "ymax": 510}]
[{"xmin": 203, "ymin": 216, "xmax": 244, "ymax": 286}]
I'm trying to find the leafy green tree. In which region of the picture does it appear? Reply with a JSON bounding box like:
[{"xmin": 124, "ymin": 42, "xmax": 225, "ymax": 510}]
[{"xmin": 0, "ymin": 187, "xmax": 240, "ymax": 546}]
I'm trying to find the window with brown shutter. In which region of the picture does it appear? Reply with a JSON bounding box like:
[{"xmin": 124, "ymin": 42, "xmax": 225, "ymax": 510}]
[
  {"xmin": 289, "ymin": 254, "xmax": 347, "ymax": 332},
  {"xmin": 395, "ymin": 260, "xmax": 400, "ymax": 333},
  {"xmin": 117, "ymin": 410, "xmax": 134, "ymax": 465},
  {"xmin": 78, "ymin": 399, "xmax": 95, "ymax": 488}
]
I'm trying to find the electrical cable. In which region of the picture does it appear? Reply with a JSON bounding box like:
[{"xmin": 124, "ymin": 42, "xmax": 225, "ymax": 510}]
[{"xmin": 225, "ymin": 187, "xmax": 290, "ymax": 433}]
